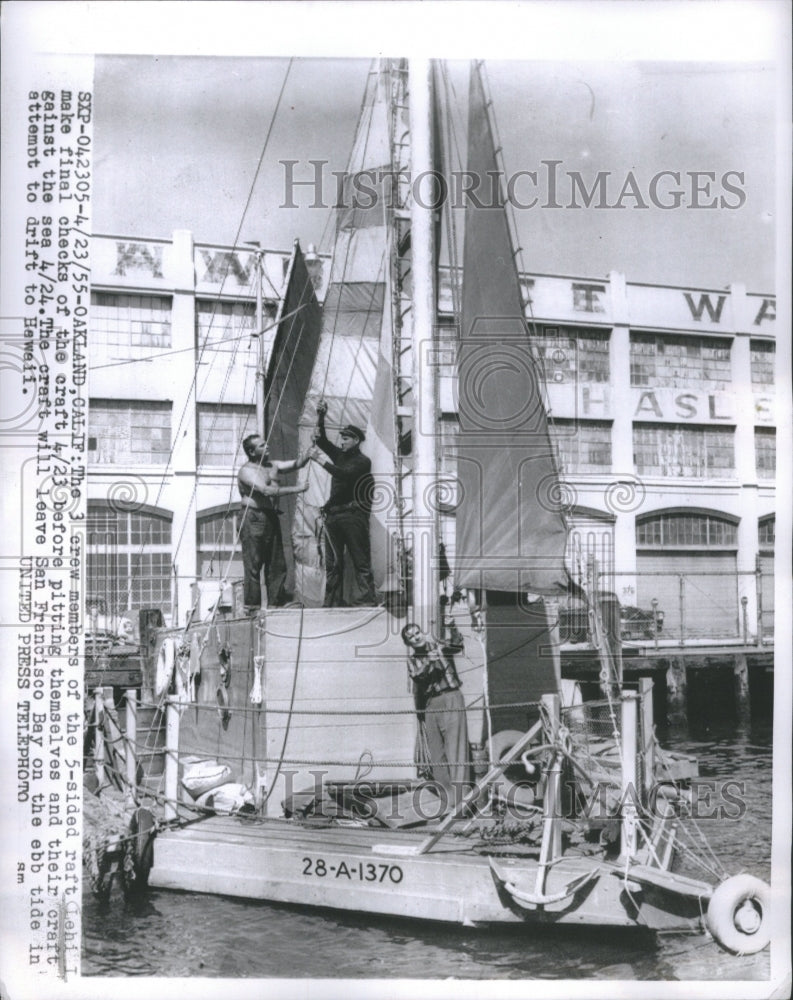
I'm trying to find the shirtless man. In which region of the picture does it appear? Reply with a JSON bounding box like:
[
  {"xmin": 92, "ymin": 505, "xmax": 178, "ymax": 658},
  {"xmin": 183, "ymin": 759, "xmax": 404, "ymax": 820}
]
[{"xmin": 237, "ymin": 433, "xmax": 310, "ymax": 612}]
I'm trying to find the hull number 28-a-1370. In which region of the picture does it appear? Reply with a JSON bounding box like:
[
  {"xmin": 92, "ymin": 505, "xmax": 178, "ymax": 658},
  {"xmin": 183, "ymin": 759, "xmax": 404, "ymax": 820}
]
[{"xmin": 301, "ymin": 856, "xmax": 404, "ymax": 883}]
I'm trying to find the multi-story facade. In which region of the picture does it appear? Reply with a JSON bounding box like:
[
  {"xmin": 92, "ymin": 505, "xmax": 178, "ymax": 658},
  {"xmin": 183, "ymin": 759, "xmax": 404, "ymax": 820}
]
[{"xmin": 87, "ymin": 231, "xmax": 776, "ymax": 642}]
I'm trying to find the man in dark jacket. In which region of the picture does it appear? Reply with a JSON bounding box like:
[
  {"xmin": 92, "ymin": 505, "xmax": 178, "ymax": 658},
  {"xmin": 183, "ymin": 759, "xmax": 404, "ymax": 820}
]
[
  {"xmin": 311, "ymin": 401, "xmax": 376, "ymax": 607},
  {"xmin": 401, "ymin": 622, "xmax": 470, "ymax": 810}
]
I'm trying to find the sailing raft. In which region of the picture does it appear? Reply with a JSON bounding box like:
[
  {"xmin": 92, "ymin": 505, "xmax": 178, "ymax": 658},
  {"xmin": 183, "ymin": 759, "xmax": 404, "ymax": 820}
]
[{"xmin": 83, "ymin": 58, "xmax": 773, "ymax": 957}]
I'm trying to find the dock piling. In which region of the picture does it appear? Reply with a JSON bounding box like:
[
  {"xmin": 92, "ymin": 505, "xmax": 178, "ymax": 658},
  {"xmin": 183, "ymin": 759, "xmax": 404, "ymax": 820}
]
[
  {"xmin": 665, "ymin": 658, "xmax": 688, "ymax": 725},
  {"xmin": 733, "ymin": 654, "xmax": 751, "ymax": 722}
]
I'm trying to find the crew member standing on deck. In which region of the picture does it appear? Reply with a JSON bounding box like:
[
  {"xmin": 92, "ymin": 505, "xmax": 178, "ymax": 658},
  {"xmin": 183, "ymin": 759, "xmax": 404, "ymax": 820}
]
[
  {"xmin": 310, "ymin": 401, "xmax": 376, "ymax": 607},
  {"xmin": 238, "ymin": 433, "xmax": 310, "ymax": 614},
  {"xmin": 401, "ymin": 623, "xmax": 471, "ymax": 811}
]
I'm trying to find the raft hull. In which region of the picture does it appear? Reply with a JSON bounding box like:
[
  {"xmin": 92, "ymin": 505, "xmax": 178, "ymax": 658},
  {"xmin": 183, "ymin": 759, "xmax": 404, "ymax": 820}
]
[{"xmin": 148, "ymin": 816, "xmax": 705, "ymax": 932}]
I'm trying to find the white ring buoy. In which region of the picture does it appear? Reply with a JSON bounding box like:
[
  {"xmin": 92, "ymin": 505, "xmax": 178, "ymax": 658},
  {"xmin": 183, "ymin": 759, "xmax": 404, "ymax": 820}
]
[
  {"xmin": 706, "ymin": 874, "xmax": 771, "ymax": 954},
  {"xmin": 154, "ymin": 638, "xmax": 176, "ymax": 698},
  {"xmin": 489, "ymin": 730, "xmax": 537, "ymax": 810}
]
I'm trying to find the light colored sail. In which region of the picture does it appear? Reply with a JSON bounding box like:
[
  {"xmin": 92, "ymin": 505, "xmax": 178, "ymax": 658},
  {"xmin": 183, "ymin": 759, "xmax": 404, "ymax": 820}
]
[{"xmin": 293, "ymin": 65, "xmax": 402, "ymax": 605}]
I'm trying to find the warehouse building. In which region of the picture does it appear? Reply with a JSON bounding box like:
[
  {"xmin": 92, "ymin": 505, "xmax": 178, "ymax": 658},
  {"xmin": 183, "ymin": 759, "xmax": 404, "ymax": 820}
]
[{"xmin": 86, "ymin": 230, "xmax": 776, "ymax": 643}]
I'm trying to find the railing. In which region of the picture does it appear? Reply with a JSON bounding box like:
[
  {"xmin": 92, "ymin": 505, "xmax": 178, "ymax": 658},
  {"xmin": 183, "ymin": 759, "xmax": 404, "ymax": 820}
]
[{"xmin": 590, "ymin": 569, "xmax": 774, "ymax": 647}]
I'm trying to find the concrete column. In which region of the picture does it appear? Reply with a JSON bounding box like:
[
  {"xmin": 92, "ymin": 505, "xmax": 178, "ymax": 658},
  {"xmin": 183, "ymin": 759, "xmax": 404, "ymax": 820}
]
[
  {"xmin": 732, "ymin": 334, "xmax": 756, "ymax": 485},
  {"xmin": 728, "ymin": 282, "xmax": 750, "ymax": 334},
  {"xmin": 607, "ymin": 276, "xmax": 639, "ymax": 604},
  {"xmin": 736, "ymin": 486, "xmax": 760, "ymax": 639},
  {"xmin": 167, "ymin": 229, "xmax": 198, "ymax": 623},
  {"xmin": 731, "ymin": 308, "xmax": 760, "ymax": 635},
  {"xmin": 614, "ymin": 511, "xmax": 638, "ymax": 606},
  {"xmin": 608, "ymin": 273, "xmax": 633, "ymax": 480}
]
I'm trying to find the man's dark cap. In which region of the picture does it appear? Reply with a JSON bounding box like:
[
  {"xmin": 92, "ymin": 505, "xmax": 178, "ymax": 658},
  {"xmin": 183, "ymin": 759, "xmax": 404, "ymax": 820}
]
[{"xmin": 340, "ymin": 424, "xmax": 365, "ymax": 442}]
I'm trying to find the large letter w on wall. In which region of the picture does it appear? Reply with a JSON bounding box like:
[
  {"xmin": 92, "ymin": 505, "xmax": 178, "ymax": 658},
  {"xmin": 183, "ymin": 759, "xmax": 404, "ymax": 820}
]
[
  {"xmin": 114, "ymin": 242, "xmax": 164, "ymax": 277},
  {"xmin": 683, "ymin": 292, "xmax": 726, "ymax": 323},
  {"xmin": 199, "ymin": 250, "xmax": 253, "ymax": 286}
]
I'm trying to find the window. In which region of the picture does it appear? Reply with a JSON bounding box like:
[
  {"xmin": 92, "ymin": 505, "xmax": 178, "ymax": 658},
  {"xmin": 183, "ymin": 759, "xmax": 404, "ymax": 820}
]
[
  {"xmin": 197, "ymin": 403, "xmax": 256, "ymax": 466},
  {"xmin": 86, "ymin": 502, "xmax": 172, "ymax": 614},
  {"xmin": 435, "ymin": 320, "xmax": 459, "ymax": 415},
  {"xmin": 437, "ymin": 417, "xmax": 460, "ymax": 507},
  {"xmin": 91, "ymin": 292, "xmax": 171, "ymax": 349},
  {"xmin": 636, "ymin": 512, "xmax": 737, "ymax": 548},
  {"xmin": 755, "ymin": 427, "xmax": 776, "ymax": 479},
  {"xmin": 197, "ymin": 508, "xmax": 243, "ymax": 581},
  {"xmin": 758, "ymin": 515, "xmax": 775, "ymax": 549},
  {"xmin": 751, "ymin": 340, "xmax": 775, "ymax": 386},
  {"xmin": 196, "ymin": 299, "xmax": 263, "ymax": 351},
  {"xmin": 630, "ymin": 333, "xmax": 731, "ymax": 389},
  {"xmin": 535, "ymin": 326, "xmax": 610, "ymax": 384},
  {"xmin": 549, "ymin": 420, "xmax": 612, "ymax": 474},
  {"xmin": 89, "ymin": 400, "xmax": 171, "ymax": 464},
  {"xmin": 633, "ymin": 423, "xmax": 734, "ymax": 478}
]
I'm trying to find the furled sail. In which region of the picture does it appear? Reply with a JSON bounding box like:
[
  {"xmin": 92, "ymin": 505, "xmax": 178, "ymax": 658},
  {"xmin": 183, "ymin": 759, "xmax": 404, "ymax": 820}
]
[
  {"xmin": 264, "ymin": 240, "xmax": 323, "ymax": 594},
  {"xmin": 292, "ymin": 64, "xmax": 402, "ymax": 606},
  {"xmin": 455, "ymin": 65, "xmax": 569, "ymax": 597}
]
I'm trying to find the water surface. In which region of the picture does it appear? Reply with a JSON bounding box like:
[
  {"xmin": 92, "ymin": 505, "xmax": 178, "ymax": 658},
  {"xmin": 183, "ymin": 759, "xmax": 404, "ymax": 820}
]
[{"xmin": 82, "ymin": 719, "xmax": 773, "ymax": 983}]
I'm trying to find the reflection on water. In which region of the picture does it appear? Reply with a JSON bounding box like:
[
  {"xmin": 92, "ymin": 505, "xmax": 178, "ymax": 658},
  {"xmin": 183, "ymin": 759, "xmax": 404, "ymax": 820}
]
[{"xmin": 82, "ymin": 719, "xmax": 773, "ymax": 982}]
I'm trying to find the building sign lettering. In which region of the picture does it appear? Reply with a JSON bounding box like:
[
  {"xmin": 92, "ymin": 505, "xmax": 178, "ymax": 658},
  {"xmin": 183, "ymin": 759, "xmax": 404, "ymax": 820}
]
[
  {"xmin": 572, "ymin": 282, "xmax": 605, "ymax": 313},
  {"xmin": 113, "ymin": 241, "xmax": 163, "ymax": 278},
  {"xmin": 198, "ymin": 249, "xmax": 253, "ymax": 285},
  {"xmin": 633, "ymin": 388, "xmax": 736, "ymax": 423},
  {"xmin": 753, "ymin": 297, "xmax": 775, "ymax": 326},
  {"xmin": 683, "ymin": 292, "xmax": 726, "ymax": 323}
]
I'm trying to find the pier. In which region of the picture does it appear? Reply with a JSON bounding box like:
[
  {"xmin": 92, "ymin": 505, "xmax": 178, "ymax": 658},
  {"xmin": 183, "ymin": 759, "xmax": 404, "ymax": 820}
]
[{"xmin": 562, "ymin": 643, "xmax": 773, "ymax": 727}]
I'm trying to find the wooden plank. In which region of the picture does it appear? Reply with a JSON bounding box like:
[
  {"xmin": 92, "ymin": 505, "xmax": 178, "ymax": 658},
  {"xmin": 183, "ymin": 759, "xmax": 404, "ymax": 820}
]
[
  {"xmin": 394, "ymin": 718, "xmax": 543, "ymax": 856},
  {"xmin": 157, "ymin": 818, "xmax": 468, "ymax": 854}
]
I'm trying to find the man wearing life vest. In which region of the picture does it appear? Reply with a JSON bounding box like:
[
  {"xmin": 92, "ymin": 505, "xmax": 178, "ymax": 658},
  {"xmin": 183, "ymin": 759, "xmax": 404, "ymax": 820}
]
[
  {"xmin": 237, "ymin": 433, "xmax": 310, "ymax": 613},
  {"xmin": 401, "ymin": 623, "xmax": 471, "ymax": 812}
]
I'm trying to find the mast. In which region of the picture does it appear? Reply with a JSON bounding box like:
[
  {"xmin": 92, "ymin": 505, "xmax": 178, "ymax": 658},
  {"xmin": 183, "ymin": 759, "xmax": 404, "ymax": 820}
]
[
  {"xmin": 408, "ymin": 58, "xmax": 439, "ymax": 634},
  {"xmin": 253, "ymin": 245, "xmax": 266, "ymax": 436}
]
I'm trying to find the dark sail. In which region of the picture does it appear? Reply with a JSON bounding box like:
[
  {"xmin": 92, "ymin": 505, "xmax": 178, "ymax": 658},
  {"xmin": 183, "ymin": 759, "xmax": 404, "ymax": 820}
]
[
  {"xmin": 455, "ymin": 64, "xmax": 568, "ymax": 729},
  {"xmin": 265, "ymin": 241, "xmax": 323, "ymax": 453},
  {"xmin": 265, "ymin": 241, "xmax": 322, "ymax": 592},
  {"xmin": 455, "ymin": 66, "xmax": 569, "ymax": 596}
]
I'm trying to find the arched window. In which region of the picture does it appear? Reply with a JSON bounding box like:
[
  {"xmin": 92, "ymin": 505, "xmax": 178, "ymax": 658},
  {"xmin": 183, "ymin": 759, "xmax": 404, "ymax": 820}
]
[
  {"xmin": 197, "ymin": 506, "xmax": 243, "ymax": 582},
  {"xmin": 758, "ymin": 515, "xmax": 775, "ymax": 637},
  {"xmin": 636, "ymin": 510, "xmax": 738, "ymax": 548},
  {"xmin": 635, "ymin": 509, "xmax": 739, "ymax": 639},
  {"xmin": 758, "ymin": 514, "xmax": 775, "ymax": 551},
  {"xmin": 87, "ymin": 501, "xmax": 173, "ymax": 615}
]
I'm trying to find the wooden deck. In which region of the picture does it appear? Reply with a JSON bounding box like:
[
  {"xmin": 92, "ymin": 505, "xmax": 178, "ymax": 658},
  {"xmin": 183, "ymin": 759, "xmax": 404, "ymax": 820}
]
[{"xmin": 149, "ymin": 815, "xmax": 704, "ymax": 932}]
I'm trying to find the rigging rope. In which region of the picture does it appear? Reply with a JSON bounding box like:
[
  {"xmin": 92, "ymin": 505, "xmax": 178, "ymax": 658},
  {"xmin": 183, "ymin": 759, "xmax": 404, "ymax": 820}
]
[{"xmin": 109, "ymin": 59, "xmax": 296, "ymax": 616}]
